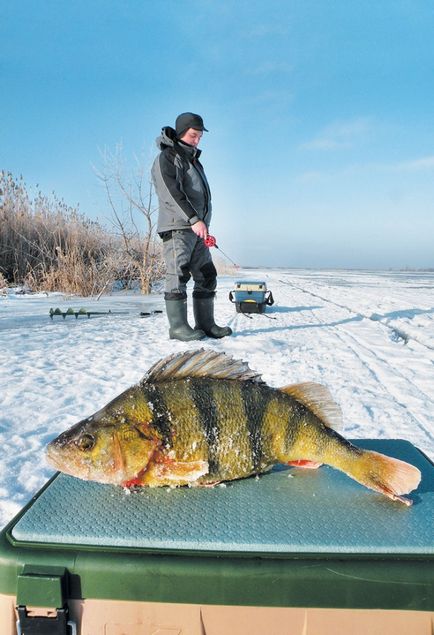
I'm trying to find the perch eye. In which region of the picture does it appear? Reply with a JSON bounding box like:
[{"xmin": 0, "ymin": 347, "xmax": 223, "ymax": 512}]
[{"xmin": 76, "ymin": 433, "xmax": 95, "ymax": 451}]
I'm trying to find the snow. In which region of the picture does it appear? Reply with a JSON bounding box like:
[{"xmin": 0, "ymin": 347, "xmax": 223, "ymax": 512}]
[{"xmin": 1, "ymin": 269, "xmax": 433, "ymax": 528}]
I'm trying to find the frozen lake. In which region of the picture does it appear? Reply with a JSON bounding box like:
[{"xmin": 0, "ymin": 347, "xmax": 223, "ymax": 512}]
[{"xmin": 1, "ymin": 269, "xmax": 433, "ymax": 526}]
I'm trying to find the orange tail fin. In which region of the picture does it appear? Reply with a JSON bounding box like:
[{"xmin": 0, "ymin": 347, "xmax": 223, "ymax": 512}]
[{"xmin": 347, "ymin": 450, "xmax": 421, "ymax": 506}]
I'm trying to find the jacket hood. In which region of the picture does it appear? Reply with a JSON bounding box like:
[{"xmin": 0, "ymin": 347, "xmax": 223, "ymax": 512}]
[
  {"xmin": 156, "ymin": 126, "xmax": 202, "ymax": 159},
  {"xmin": 156, "ymin": 126, "xmax": 177, "ymax": 150}
]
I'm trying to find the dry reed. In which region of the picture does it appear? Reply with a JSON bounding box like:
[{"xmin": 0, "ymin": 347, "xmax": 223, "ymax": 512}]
[{"xmin": 0, "ymin": 171, "xmax": 164, "ymax": 295}]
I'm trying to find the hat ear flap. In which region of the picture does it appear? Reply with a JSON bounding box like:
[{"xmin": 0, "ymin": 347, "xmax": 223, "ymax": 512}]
[{"xmin": 176, "ymin": 127, "xmax": 188, "ymax": 139}]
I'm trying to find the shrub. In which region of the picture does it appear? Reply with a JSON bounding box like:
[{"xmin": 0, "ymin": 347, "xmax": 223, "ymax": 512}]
[{"xmin": 0, "ymin": 171, "xmax": 163, "ymax": 295}]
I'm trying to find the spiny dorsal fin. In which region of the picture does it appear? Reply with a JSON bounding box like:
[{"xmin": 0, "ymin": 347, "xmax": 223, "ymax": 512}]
[
  {"xmin": 279, "ymin": 382, "xmax": 342, "ymax": 429},
  {"xmin": 142, "ymin": 349, "xmax": 264, "ymax": 384}
]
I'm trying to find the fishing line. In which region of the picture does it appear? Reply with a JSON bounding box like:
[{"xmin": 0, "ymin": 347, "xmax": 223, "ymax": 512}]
[{"xmin": 204, "ymin": 235, "xmax": 239, "ymax": 268}]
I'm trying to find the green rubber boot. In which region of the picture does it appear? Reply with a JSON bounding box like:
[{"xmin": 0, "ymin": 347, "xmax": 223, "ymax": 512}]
[
  {"xmin": 193, "ymin": 296, "xmax": 232, "ymax": 339},
  {"xmin": 165, "ymin": 298, "xmax": 206, "ymax": 341}
]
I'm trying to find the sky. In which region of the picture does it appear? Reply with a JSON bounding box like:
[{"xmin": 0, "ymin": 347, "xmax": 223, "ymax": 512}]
[{"xmin": 1, "ymin": 0, "xmax": 434, "ymax": 269}]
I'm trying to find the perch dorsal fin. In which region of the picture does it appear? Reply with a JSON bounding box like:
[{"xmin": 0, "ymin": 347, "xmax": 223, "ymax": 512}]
[
  {"xmin": 279, "ymin": 382, "xmax": 342, "ymax": 429},
  {"xmin": 142, "ymin": 349, "xmax": 264, "ymax": 384}
]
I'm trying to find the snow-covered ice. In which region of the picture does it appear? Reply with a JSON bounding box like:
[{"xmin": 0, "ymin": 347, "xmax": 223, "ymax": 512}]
[{"xmin": 1, "ymin": 269, "xmax": 433, "ymax": 527}]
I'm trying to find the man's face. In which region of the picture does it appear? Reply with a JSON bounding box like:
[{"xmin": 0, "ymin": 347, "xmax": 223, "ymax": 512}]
[{"xmin": 180, "ymin": 128, "xmax": 203, "ymax": 147}]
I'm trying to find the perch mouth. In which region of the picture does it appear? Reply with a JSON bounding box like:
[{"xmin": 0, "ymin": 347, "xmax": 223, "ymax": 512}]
[
  {"xmin": 46, "ymin": 434, "xmax": 84, "ymax": 473},
  {"xmin": 46, "ymin": 442, "xmax": 71, "ymax": 472},
  {"xmin": 46, "ymin": 440, "xmax": 60, "ymax": 465}
]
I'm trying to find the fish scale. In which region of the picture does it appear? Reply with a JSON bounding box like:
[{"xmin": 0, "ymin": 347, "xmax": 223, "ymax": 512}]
[
  {"xmin": 188, "ymin": 379, "xmax": 220, "ymax": 475},
  {"xmin": 143, "ymin": 383, "xmax": 173, "ymax": 448},
  {"xmin": 241, "ymin": 381, "xmax": 271, "ymax": 472},
  {"xmin": 156, "ymin": 378, "xmax": 264, "ymax": 482},
  {"xmin": 152, "ymin": 379, "xmax": 208, "ymax": 462},
  {"xmin": 207, "ymin": 379, "xmax": 257, "ymax": 480}
]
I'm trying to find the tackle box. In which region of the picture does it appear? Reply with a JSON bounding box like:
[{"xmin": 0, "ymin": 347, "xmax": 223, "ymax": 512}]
[
  {"xmin": 229, "ymin": 280, "xmax": 274, "ymax": 314},
  {"xmin": 0, "ymin": 439, "xmax": 433, "ymax": 635}
]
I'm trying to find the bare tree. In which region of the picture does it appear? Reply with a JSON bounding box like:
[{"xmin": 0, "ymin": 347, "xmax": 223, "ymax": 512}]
[{"xmin": 95, "ymin": 144, "xmax": 164, "ymax": 294}]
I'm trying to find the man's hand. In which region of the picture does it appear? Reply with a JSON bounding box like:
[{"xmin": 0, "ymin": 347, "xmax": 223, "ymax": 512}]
[{"xmin": 191, "ymin": 220, "xmax": 208, "ymax": 239}]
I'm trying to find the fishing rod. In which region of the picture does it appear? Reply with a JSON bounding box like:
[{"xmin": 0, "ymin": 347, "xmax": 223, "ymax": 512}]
[{"xmin": 204, "ymin": 235, "xmax": 239, "ymax": 268}]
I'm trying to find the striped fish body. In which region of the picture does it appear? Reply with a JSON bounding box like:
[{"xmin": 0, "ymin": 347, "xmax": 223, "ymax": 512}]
[
  {"xmin": 46, "ymin": 349, "xmax": 421, "ymax": 505},
  {"xmin": 141, "ymin": 377, "xmax": 361, "ymax": 487},
  {"xmin": 140, "ymin": 377, "xmax": 302, "ymax": 486}
]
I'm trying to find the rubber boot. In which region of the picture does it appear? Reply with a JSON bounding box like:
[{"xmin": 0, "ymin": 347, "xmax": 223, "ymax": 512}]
[
  {"xmin": 165, "ymin": 298, "xmax": 206, "ymax": 341},
  {"xmin": 193, "ymin": 296, "xmax": 232, "ymax": 339}
]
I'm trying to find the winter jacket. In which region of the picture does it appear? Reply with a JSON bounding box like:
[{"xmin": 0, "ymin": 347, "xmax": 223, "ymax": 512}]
[{"xmin": 151, "ymin": 126, "xmax": 212, "ymax": 234}]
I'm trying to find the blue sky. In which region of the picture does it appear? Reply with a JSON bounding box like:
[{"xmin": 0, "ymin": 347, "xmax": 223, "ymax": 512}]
[{"xmin": 2, "ymin": 0, "xmax": 434, "ymax": 268}]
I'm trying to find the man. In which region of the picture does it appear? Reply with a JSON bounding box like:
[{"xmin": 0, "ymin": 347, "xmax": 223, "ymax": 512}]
[{"xmin": 152, "ymin": 112, "xmax": 232, "ymax": 341}]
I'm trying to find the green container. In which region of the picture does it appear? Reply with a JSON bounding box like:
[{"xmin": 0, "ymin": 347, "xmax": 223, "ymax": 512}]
[{"xmin": 0, "ymin": 439, "xmax": 433, "ymax": 634}]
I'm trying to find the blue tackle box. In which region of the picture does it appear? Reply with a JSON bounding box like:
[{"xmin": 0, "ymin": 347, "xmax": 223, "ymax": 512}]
[
  {"xmin": 229, "ymin": 280, "xmax": 274, "ymax": 314},
  {"xmin": 0, "ymin": 439, "xmax": 433, "ymax": 634}
]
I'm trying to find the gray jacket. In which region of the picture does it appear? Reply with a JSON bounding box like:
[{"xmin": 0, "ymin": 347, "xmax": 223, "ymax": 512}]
[{"xmin": 151, "ymin": 126, "xmax": 212, "ymax": 234}]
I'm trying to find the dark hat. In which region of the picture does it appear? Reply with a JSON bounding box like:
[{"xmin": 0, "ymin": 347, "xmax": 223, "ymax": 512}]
[{"xmin": 175, "ymin": 112, "xmax": 208, "ymax": 137}]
